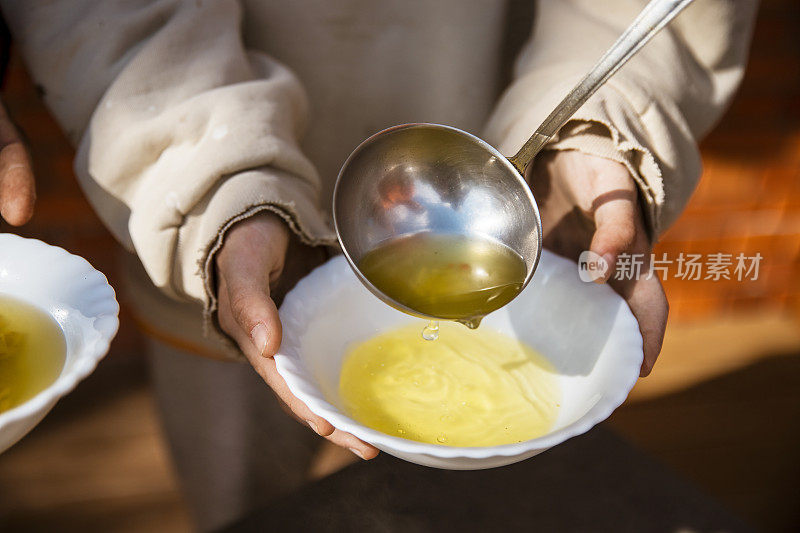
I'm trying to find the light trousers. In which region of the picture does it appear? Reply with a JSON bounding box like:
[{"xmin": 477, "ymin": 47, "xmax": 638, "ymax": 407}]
[{"xmin": 146, "ymin": 336, "xmax": 320, "ymax": 531}]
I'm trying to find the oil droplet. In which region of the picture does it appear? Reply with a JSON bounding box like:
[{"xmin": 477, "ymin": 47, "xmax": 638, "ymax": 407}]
[
  {"xmin": 436, "ymin": 434, "xmax": 447, "ymax": 444},
  {"xmin": 458, "ymin": 316, "xmax": 483, "ymax": 329},
  {"xmin": 421, "ymin": 320, "xmax": 439, "ymax": 341}
]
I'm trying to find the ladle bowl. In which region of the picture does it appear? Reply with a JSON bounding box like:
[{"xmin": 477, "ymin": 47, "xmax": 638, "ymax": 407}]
[{"xmin": 333, "ymin": 123, "xmax": 542, "ymax": 321}]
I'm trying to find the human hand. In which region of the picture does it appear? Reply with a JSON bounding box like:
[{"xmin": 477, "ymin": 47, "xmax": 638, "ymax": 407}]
[
  {"xmin": 529, "ymin": 151, "xmax": 668, "ymax": 376},
  {"xmin": 0, "ymin": 98, "xmax": 35, "ymax": 225},
  {"xmin": 215, "ymin": 212, "xmax": 379, "ymax": 459}
]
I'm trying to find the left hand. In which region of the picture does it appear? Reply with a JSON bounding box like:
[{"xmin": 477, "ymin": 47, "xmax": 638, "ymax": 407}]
[
  {"xmin": 215, "ymin": 213, "xmax": 379, "ymax": 459},
  {"xmin": 529, "ymin": 150, "xmax": 668, "ymax": 376}
]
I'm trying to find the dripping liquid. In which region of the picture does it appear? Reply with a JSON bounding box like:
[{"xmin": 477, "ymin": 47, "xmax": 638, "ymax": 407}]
[{"xmin": 421, "ymin": 320, "xmax": 439, "ymax": 341}]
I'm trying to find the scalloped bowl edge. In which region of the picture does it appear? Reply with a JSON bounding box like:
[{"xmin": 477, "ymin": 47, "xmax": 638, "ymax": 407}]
[
  {"xmin": 0, "ymin": 234, "xmax": 120, "ymax": 453},
  {"xmin": 275, "ymin": 252, "xmax": 642, "ymax": 469}
]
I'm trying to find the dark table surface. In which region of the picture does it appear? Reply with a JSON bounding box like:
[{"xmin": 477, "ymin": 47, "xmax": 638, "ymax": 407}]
[{"xmin": 225, "ymin": 426, "xmax": 751, "ymax": 533}]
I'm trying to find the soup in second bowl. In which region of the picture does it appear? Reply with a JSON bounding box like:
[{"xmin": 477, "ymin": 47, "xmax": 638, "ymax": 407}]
[{"xmin": 0, "ymin": 294, "xmax": 66, "ymax": 414}]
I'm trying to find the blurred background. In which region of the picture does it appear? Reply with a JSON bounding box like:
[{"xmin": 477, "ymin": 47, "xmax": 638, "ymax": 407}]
[{"xmin": 0, "ymin": 0, "xmax": 798, "ymax": 531}]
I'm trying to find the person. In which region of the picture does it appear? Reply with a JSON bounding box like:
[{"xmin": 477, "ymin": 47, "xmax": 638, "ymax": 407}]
[{"xmin": 0, "ymin": 0, "xmax": 757, "ymax": 529}]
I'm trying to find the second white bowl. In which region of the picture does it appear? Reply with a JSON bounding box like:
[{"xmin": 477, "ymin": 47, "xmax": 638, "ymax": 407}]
[{"xmin": 0, "ymin": 234, "xmax": 119, "ymax": 454}]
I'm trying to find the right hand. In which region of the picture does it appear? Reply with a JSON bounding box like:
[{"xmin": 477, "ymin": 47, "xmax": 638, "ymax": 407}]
[
  {"xmin": 530, "ymin": 151, "xmax": 668, "ymax": 376},
  {"xmin": 0, "ymin": 98, "xmax": 35, "ymax": 226},
  {"xmin": 215, "ymin": 213, "xmax": 379, "ymax": 460}
]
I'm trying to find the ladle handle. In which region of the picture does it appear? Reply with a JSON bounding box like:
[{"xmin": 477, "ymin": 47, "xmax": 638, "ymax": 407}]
[{"xmin": 507, "ymin": 0, "xmax": 694, "ymax": 174}]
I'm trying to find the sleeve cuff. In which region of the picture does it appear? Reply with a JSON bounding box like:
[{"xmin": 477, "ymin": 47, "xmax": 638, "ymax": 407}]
[
  {"xmin": 544, "ymin": 119, "xmax": 660, "ymax": 241},
  {"xmin": 176, "ymin": 166, "xmax": 337, "ymax": 354},
  {"xmin": 485, "ymin": 80, "xmax": 699, "ymax": 242}
]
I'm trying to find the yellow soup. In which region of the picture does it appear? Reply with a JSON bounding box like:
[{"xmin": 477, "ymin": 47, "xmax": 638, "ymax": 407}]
[
  {"xmin": 339, "ymin": 322, "xmax": 560, "ymax": 447},
  {"xmin": 0, "ymin": 295, "xmax": 66, "ymax": 413}
]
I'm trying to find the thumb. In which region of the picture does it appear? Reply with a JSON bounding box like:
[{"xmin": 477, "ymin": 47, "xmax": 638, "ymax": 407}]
[
  {"xmin": 224, "ymin": 277, "xmax": 283, "ymax": 359},
  {"xmin": 215, "ymin": 213, "xmax": 289, "ymax": 358},
  {"xmin": 589, "ymin": 197, "xmax": 636, "ymax": 283}
]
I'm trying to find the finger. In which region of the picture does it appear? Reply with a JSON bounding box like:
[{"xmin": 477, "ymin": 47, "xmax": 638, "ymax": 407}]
[
  {"xmin": 231, "ymin": 285, "xmax": 282, "ymax": 358},
  {"xmin": 0, "ymin": 140, "xmax": 35, "ymax": 226},
  {"xmin": 589, "ymin": 195, "xmax": 637, "ymax": 282},
  {"xmin": 606, "ymin": 223, "xmax": 668, "ymax": 375},
  {"xmin": 216, "ymin": 277, "xmax": 260, "ymax": 356},
  {"xmin": 600, "ymin": 201, "xmax": 667, "ymax": 375},
  {"xmin": 250, "ymin": 354, "xmax": 378, "ymax": 458},
  {"xmin": 220, "ymin": 259, "xmax": 283, "ymax": 358},
  {"xmin": 247, "ymin": 352, "xmax": 336, "ymax": 436},
  {"xmin": 220, "ymin": 287, "xmax": 332, "ymax": 433},
  {"xmin": 324, "ymin": 429, "xmax": 379, "ymax": 460},
  {"xmin": 617, "ymin": 274, "xmax": 669, "ymax": 376}
]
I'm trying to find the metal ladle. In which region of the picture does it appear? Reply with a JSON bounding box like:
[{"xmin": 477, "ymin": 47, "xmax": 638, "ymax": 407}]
[{"xmin": 333, "ymin": 0, "xmax": 693, "ymax": 324}]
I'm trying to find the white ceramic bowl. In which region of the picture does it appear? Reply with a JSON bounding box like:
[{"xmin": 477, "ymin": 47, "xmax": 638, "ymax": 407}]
[
  {"xmin": 0, "ymin": 234, "xmax": 119, "ymax": 453},
  {"xmin": 276, "ymin": 250, "xmax": 642, "ymax": 469}
]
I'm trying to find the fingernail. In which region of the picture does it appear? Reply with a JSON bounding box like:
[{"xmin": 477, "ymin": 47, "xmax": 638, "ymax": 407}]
[
  {"xmin": 600, "ymin": 253, "xmax": 615, "ymax": 282},
  {"xmin": 349, "ymin": 447, "xmax": 365, "ymax": 459},
  {"xmin": 307, "ymin": 420, "xmax": 319, "ymax": 434},
  {"xmin": 250, "ymin": 323, "xmax": 269, "ymax": 356}
]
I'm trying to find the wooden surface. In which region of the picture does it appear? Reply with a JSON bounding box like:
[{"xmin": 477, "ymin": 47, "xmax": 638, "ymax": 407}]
[
  {"xmin": 0, "ymin": 342, "xmax": 190, "ymax": 532},
  {"xmin": 608, "ymin": 312, "xmax": 800, "ymax": 532},
  {"xmin": 228, "ymin": 427, "xmax": 749, "ymax": 533}
]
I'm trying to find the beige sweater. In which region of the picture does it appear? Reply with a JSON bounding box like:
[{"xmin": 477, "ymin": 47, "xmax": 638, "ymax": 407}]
[{"xmin": 1, "ymin": 0, "xmax": 757, "ymax": 357}]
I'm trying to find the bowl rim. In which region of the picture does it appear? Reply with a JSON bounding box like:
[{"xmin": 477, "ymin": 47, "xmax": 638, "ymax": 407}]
[
  {"xmin": 0, "ymin": 233, "xmax": 120, "ymax": 430},
  {"xmin": 275, "ymin": 251, "xmax": 643, "ymax": 460}
]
